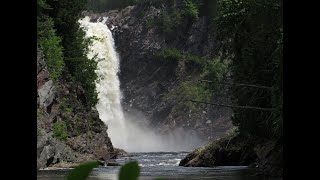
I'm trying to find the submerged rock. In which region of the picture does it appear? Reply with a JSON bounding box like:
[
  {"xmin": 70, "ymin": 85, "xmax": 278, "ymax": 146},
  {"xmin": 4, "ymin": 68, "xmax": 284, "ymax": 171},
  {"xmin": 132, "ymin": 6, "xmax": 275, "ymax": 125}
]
[{"xmin": 106, "ymin": 160, "xmax": 120, "ymax": 166}]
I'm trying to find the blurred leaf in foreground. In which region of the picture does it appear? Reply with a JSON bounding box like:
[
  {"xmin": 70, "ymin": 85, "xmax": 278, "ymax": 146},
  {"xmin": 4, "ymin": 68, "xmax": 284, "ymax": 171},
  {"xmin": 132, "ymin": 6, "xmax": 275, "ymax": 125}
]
[
  {"xmin": 119, "ymin": 161, "xmax": 140, "ymax": 180},
  {"xmin": 67, "ymin": 161, "xmax": 99, "ymax": 180}
]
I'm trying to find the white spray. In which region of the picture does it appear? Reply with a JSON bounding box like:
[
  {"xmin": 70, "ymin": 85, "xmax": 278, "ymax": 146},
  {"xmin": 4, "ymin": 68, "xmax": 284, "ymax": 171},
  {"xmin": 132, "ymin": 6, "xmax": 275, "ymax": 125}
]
[{"xmin": 79, "ymin": 16, "xmax": 204, "ymax": 152}]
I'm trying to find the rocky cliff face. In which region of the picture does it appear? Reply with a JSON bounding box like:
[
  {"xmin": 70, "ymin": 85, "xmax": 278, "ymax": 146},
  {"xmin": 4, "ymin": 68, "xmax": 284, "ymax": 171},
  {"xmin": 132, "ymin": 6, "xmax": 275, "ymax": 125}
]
[
  {"xmin": 84, "ymin": 0, "xmax": 233, "ymax": 141},
  {"xmin": 37, "ymin": 47, "xmax": 115, "ymax": 169}
]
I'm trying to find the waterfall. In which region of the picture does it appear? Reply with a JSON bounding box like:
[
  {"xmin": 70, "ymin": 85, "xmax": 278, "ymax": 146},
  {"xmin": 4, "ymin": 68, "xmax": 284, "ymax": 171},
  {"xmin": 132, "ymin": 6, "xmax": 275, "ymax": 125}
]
[
  {"xmin": 79, "ymin": 16, "xmax": 129, "ymax": 150},
  {"xmin": 79, "ymin": 16, "xmax": 204, "ymax": 152}
]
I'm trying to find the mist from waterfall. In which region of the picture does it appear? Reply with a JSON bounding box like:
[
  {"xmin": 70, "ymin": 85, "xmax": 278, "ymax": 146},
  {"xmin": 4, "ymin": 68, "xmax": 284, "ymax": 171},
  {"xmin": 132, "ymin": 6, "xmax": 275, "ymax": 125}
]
[{"xmin": 79, "ymin": 16, "xmax": 204, "ymax": 152}]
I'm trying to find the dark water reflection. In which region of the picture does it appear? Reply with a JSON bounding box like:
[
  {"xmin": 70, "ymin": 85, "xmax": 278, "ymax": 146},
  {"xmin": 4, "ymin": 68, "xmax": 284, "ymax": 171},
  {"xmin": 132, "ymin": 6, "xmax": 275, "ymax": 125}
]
[{"xmin": 37, "ymin": 152, "xmax": 281, "ymax": 180}]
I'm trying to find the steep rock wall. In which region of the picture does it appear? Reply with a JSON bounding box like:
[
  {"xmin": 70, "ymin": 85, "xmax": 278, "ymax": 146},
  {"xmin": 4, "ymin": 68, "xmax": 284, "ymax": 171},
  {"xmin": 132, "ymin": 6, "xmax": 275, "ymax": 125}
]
[
  {"xmin": 37, "ymin": 47, "xmax": 115, "ymax": 169},
  {"xmin": 84, "ymin": 1, "xmax": 233, "ymax": 141}
]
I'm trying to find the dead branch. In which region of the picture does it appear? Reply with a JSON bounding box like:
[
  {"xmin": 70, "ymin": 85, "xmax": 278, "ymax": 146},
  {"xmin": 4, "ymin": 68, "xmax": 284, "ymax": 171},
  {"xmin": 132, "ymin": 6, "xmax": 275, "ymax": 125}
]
[
  {"xmin": 185, "ymin": 99, "xmax": 275, "ymax": 111},
  {"xmin": 199, "ymin": 80, "xmax": 273, "ymax": 90}
]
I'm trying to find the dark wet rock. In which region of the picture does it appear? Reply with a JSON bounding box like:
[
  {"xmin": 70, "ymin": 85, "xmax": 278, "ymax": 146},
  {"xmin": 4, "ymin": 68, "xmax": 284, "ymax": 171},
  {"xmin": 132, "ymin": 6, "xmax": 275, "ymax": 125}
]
[
  {"xmin": 106, "ymin": 160, "xmax": 120, "ymax": 166},
  {"xmin": 114, "ymin": 148, "xmax": 129, "ymax": 158},
  {"xmin": 179, "ymin": 128, "xmax": 282, "ymax": 177},
  {"xmin": 255, "ymin": 140, "xmax": 283, "ymax": 177},
  {"xmin": 66, "ymin": 129, "xmax": 114, "ymax": 161},
  {"xmin": 179, "ymin": 129, "xmax": 257, "ymax": 167}
]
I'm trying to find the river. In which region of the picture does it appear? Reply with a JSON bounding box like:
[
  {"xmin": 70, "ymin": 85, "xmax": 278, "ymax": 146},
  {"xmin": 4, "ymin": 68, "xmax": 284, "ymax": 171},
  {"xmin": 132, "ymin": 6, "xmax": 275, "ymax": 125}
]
[{"xmin": 37, "ymin": 152, "xmax": 281, "ymax": 180}]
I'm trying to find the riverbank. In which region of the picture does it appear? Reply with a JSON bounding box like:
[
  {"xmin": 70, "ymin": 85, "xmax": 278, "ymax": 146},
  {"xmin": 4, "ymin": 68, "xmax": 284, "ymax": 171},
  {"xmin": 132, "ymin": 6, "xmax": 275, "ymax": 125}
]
[{"xmin": 179, "ymin": 129, "xmax": 283, "ymax": 177}]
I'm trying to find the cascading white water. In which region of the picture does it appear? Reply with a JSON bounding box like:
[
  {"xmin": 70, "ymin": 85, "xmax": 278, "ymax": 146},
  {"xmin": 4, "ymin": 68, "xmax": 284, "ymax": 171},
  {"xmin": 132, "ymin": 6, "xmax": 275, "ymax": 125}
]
[
  {"xmin": 79, "ymin": 16, "xmax": 204, "ymax": 152},
  {"xmin": 79, "ymin": 16, "xmax": 129, "ymax": 150}
]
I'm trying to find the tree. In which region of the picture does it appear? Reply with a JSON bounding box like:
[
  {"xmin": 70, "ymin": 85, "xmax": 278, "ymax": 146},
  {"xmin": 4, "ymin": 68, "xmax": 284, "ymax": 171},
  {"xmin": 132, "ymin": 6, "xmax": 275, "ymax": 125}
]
[
  {"xmin": 43, "ymin": 0, "xmax": 98, "ymax": 107},
  {"xmin": 37, "ymin": 0, "xmax": 64, "ymax": 81},
  {"xmin": 215, "ymin": 0, "xmax": 282, "ymax": 138}
]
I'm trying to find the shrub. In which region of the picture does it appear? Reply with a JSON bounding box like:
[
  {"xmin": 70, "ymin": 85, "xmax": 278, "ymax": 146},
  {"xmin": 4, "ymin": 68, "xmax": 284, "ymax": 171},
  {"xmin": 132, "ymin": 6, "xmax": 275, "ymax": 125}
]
[
  {"xmin": 155, "ymin": 47, "xmax": 183, "ymax": 61},
  {"xmin": 156, "ymin": 10, "xmax": 183, "ymax": 40},
  {"xmin": 59, "ymin": 97, "xmax": 73, "ymax": 114},
  {"xmin": 86, "ymin": 0, "xmax": 138, "ymax": 12},
  {"xmin": 179, "ymin": 81, "xmax": 211, "ymax": 109},
  {"xmin": 164, "ymin": 80, "xmax": 211, "ymax": 110},
  {"xmin": 53, "ymin": 121, "xmax": 68, "ymax": 141},
  {"xmin": 201, "ymin": 56, "xmax": 228, "ymax": 87},
  {"xmin": 156, "ymin": 48, "xmax": 209, "ymax": 71},
  {"xmin": 183, "ymin": 0, "xmax": 200, "ymax": 21},
  {"xmin": 185, "ymin": 53, "xmax": 206, "ymax": 69},
  {"xmin": 37, "ymin": 16, "xmax": 64, "ymax": 82}
]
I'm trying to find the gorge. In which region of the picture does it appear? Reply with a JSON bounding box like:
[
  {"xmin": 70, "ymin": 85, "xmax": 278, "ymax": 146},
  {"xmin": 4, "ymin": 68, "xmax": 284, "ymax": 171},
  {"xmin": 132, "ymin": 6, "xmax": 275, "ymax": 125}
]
[
  {"xmin": 78, "ymin": 16, "xmax": 205, "ymax": 152},
  {"xmin": 37, "ymin": 0, "xmax": 282, "ymax": 179}
]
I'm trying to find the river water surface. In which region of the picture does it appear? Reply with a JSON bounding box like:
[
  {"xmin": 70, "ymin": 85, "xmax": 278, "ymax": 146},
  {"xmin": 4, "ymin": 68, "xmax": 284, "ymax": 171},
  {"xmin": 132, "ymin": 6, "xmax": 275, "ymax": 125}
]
[{"xmin": 37, "ymin": 152, "xmax": 281, "ymax": 180}]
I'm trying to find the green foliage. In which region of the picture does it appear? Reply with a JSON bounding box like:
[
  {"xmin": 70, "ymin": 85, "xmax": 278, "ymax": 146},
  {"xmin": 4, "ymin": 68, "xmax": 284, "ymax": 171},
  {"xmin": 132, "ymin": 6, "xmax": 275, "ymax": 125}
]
[
  {"xmin": 64, "ymin": 160, "xmax": 168, "ymax": 180},
  {"xmin": 201, "ymin": 56, "xmax": 228, "ymax": 87},
  {"xmin": 146, "ymin": 17, "xmax": 155, "ymax": 28},
  {"xmin": 179, "ymin": 81, "xmax": 211, "ymax": 109},
  {"xmin": 159, "ymin": 12, "xmax": 174, "ymax": 35},
  {"xmin": 145, "ymin": 3, "xmax": 201, "ymax": 41},
  {"xmin": 156, "ymin": 48, "xmax": 228, "ymax": 78},
  {"xmin": 37, "ymin": 0, "xmax": 50, "ymax": 9},
  {"xmin": 183, "ymin": 0, "xmax": 200, "ymax": 21},
  {"xmin": 53, "ymin": 121, "xmax": 68, "ymax": 141},
  {"xmin": 119, "ymin": 161, "xmax": 140, "ymax": 180},
  {"xmin": 159, "ymin": 11, "xmax": 183, "ymax": 38},
  {"xmin": 215, "ymin": 0, "xmax": 282, "ymax": 138},
  {"xmin": 37, "ymin": 108, "xmax": 44, "ymax": 120},
  {"xmin": 157, "ymin": 49, "xmax": 229, "ymax": 112},
  {"xmin": 37, "ymin": 0, "xmax": 52, "ymax": 15},
  {"xmin": 37, "ymin": 128, "xmax": 42, "ymax": 138},
  {"xmin": 74, "ymin": 116, "xmax": 84, "ymax": 136},
  {"xmin": 156, "ymin": 47, "xmax": 214, "ymax": 71},
  {"xmin": 86, "ymin": 0, "xmax": 137, "ymax": 12},
  {"xmin": 63, "ymin": 28, "xmax": 98, "ymax": 108},
  {"xmin": 156, "ymin": 47, "xmax": 183, "ymax": 61},
  {"xmin": 152, "ymin": 10, "xmax": 185, "ymax": 42},
  {"xmin": 67, "ymin": 161, "xmax": 99, "ymax": 180},
  {"xmin": 59, "ymin": 97, "xmax": 73, "ymax": 114},
  {"xmin": 70, "ymin": 29, "xmax": 98, "ymax": 107},
  {"xmin": 37, "ymin": 16, "xmax": 64, "ymax": 82},
  {"xmin": 184, "ymin": 53, "xmax": 206, "ymax": 69},
  {"xmin": 86, "ymin": 0, "xmax": 109, "ymax": 12},
  {"xmin": 42, "ymin": 0, "xmax": 98, "ymax": 107},
  {"xmin": 165, "ymin": 80, "xmax": 211, "ymax": 110},
  {"xmin": 65, "ymin": 160, "xmax": 171, "ymax": 180}
]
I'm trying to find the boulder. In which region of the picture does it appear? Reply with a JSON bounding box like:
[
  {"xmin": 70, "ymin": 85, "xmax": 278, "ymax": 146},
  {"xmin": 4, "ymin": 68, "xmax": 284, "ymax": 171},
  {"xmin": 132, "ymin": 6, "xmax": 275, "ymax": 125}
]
[
  {"xmin": 114, "ymin": 148, "xmax": 128, "ymax": 158},
  {"xmin": 38, "ymin": 80, "xmax": 55, "ymax": 109}
]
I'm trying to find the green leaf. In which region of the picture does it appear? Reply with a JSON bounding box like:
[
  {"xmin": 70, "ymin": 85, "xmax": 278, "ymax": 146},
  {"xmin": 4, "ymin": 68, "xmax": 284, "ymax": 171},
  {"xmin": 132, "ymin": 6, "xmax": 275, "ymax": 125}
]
[
  {"xmin": 67, "ymin": 161, "xmax": 99, "ymax": 180},
  {"xmin": 118, "ymin": 161, "xmax": 140, "ymax": 180}
]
